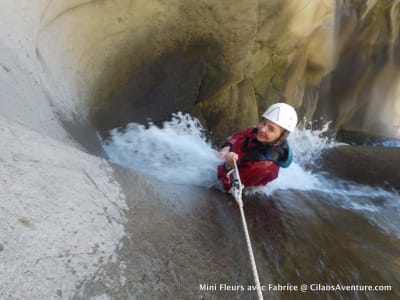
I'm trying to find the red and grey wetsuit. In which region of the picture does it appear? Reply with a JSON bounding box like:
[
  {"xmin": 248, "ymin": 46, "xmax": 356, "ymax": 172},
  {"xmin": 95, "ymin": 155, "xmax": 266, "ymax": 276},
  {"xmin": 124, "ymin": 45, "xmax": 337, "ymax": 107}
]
[{"xmin": 217, "ymin": 127, "xmax": 293, "ymax": 191}]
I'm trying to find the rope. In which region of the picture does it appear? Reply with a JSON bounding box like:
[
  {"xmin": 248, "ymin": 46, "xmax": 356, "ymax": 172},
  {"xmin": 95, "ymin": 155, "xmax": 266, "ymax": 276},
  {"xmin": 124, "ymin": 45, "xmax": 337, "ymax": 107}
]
[{"xmin": 231, "ymin": 160, "xmax": 264, "ymax": 300}]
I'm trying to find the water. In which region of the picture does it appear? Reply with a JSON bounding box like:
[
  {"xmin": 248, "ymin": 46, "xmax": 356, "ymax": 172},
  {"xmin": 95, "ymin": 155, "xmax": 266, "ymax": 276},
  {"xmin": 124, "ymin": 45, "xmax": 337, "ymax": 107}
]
[
  {"xmin": 372, "ymin": 140, "xmax": 400, "ymax": 147},
  {"xmin": 102, "ymin": 112, "xmax": 400, "ymax": 298},
  {"xmin": 102, "ymin": 113, "xmax": 399, "ymax": 235}
]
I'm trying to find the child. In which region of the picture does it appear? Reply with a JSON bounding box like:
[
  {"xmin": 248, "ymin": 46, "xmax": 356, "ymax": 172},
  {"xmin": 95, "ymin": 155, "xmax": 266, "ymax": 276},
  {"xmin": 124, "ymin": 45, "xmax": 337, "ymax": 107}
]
[{"xmin": 217, "ymin": 102, "xmax": 298, "ymax": 192}]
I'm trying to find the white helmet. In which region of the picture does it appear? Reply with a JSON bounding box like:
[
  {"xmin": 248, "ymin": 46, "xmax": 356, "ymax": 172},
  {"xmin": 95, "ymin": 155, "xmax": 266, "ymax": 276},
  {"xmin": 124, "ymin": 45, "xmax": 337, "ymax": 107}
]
[{"xmin": 262, "ymin": 102, "xmax": 298, "ymax": 132}]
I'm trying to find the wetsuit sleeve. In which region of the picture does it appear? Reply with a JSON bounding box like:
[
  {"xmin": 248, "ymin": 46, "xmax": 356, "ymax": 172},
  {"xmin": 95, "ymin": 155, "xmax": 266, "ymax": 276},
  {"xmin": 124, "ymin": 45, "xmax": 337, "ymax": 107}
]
[{"xmin": 221, "ymin": 127, "xmax": 255, "ymax": 150}]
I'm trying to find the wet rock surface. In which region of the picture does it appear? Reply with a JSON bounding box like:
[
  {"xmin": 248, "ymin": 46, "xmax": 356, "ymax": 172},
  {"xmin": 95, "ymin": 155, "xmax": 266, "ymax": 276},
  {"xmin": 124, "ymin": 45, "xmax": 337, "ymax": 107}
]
[
  {"xmin": 319, "ymin": 146, "xmax": 400, "ymax": 191},
  {"xmin": 72, "ymin": 166, "xmax": 259, "ymax": 299}
]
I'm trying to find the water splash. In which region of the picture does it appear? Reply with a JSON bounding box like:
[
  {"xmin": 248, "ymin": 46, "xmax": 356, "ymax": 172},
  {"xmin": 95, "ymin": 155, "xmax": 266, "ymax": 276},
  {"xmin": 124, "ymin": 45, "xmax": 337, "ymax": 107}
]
[
  {"xmin": 290, "ymin": 119, "xmax": 348, "ymax": 167},
  {"xmin": 102, "ymin": 112, "xmax": 221, "ymax": 188}
]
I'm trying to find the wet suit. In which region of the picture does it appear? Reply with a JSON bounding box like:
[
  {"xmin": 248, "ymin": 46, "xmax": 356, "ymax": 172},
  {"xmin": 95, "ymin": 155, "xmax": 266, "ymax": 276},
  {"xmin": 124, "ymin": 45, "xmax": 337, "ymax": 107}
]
[{"xmin": 217, "ymin": 127, "xmax": 293, "ymax": 191}]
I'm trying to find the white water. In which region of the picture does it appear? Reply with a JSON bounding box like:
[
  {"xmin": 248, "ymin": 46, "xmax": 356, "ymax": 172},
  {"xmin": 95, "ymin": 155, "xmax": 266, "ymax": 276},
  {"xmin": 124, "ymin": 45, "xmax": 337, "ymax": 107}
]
[
  {"xmin": 103, "ymin": 112, "xmax": 220, "ymax": 188},
  {"xmin": 102, "ymin": 112, "xmax": 400, "ymax": 235}
]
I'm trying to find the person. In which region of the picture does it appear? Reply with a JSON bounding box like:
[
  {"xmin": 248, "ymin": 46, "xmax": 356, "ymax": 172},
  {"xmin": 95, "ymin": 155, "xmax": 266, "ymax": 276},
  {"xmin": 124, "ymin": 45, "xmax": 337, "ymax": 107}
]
[{"xmin": 217, "ymin": 102, "xmax": 298, "ymax": 192}]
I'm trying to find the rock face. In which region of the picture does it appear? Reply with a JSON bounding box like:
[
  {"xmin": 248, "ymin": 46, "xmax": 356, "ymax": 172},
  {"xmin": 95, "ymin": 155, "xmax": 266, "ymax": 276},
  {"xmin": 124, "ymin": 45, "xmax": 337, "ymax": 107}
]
[
  {"xmin": 315, "ymin": 0, "xmax": 400, "ymax": 140},
  {"xmin": 29, "ymin": 0, "xmax": 338, "ymax": 141},
  {"xmin": 0, "ymin": 116, "xmax": 127, "ymax": 299},
  {"xmin": 3, "ymin": 0, "xmax": 394, "ymax": 142}
]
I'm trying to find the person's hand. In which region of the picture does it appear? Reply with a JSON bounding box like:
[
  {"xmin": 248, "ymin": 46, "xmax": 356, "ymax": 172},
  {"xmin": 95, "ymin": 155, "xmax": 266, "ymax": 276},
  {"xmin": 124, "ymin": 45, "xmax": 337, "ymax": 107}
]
[{"xmin": 223, "ymin": 152, "xmax": 238, "ymax": 170}]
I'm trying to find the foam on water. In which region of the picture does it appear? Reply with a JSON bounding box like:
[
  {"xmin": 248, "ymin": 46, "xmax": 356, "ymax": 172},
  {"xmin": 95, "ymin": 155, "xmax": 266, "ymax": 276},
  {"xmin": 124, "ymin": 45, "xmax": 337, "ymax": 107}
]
[{"xmin": 102, "ymin": 112, "xmax": 399, "ymax": 234}]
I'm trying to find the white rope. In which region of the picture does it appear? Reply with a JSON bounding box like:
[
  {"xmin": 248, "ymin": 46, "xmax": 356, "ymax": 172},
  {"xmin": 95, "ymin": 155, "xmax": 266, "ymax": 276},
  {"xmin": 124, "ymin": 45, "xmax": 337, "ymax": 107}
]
[{"xmin": 231, "ymin": 161, "xmax": 264, "ymax": 300}]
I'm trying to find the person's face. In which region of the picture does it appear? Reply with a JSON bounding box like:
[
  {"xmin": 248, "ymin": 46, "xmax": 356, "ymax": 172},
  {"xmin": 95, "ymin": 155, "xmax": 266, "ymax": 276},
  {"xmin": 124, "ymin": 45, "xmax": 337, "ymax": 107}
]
[{"xmin": 257, "ymin": 118, "xmax": 283, "ymax": 143}]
